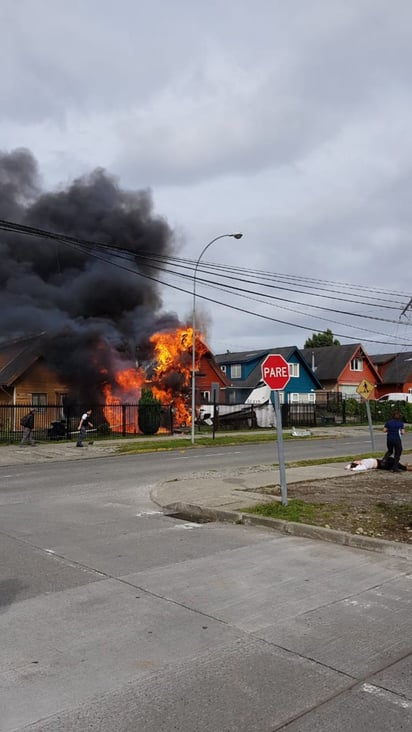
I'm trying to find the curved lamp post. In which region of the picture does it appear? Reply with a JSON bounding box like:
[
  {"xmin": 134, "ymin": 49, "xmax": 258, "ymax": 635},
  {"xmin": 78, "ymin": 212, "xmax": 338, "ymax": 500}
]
[{"xmin": 191, "ymin": 232, "xmax": 243, "ymax": 444}]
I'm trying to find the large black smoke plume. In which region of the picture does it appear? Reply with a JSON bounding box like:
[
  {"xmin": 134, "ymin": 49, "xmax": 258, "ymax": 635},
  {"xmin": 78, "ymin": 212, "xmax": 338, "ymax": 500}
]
[{"xmin": 0, "ymin": 148, "xmax": 181, "ymax": 402}]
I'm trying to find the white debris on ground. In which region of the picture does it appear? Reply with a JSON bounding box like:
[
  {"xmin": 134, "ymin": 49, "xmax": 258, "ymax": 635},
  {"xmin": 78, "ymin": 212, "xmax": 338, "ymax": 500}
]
[{"xmin": 290, "ymin": 427, "xmax": 313, "ymax": 437}]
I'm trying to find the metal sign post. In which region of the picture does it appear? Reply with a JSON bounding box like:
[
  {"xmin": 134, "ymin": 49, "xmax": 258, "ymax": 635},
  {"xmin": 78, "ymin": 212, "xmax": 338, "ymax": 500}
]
[
  {"xmin": 272, "ymin": 390, "xmax": 288, "ymax": 505},
  {"xmin": 261, "ymin": 354, "xmax": 291, "ymax": 506},
  {"xmin": 356, "ymin": 379, "xmax": 375, "ymax": 451},
  {"xmin": 365, "ymin": 400, "xmax": 375, "ymax": 451}
]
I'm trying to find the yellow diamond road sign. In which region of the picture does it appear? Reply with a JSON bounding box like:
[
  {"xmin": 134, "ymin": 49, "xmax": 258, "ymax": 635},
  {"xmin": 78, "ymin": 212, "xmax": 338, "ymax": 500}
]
[{"xmin": 356, "ymin": 379, "xmax": 374, "ymax": 399}]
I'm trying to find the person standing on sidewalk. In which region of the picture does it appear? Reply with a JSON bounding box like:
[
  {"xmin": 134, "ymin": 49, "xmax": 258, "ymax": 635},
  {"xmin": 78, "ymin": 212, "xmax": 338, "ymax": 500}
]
[
  {"xmin": 76, "ymin": 410, "xmax": 93, "ymax": 447},
  {"xmin": 20, "ymin": 409, "xmax": 36, "ymax": 446},
  {"xmin": 383, "ymin": 410, "xmax": 405, "ymax": 472}
]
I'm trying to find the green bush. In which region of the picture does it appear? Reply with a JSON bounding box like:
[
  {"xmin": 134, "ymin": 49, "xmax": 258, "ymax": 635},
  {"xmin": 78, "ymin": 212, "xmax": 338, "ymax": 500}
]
[
  {"xmin": 372, "ymin": 400, "xmax": 412, "ymax": 424},
  {"xmin": 138, "ymin": 389, "xmax": 162, "ymax": 435}
]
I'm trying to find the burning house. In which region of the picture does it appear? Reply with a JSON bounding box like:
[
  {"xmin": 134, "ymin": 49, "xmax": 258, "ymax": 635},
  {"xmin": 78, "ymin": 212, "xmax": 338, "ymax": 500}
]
[{"xmin": 0, "ymin": 149, "xmax": 216, "ymax": 432}]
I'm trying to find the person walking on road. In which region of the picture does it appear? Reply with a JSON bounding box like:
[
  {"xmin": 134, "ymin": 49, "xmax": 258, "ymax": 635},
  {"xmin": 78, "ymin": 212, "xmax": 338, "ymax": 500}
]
[
  {"xmin": 383, "ymin": 410, "xmax": 405, "ymax": 472},
  {"xmin": 76, "ymin": 409, "xmax": 93, "ymax": 447},
  {"xmin": 20, "ymin": 409, "xmax": 36, "ymax": 446}
]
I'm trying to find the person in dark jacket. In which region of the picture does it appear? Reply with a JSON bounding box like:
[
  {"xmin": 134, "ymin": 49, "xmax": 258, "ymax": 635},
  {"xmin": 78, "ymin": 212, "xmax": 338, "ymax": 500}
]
[
  {"xmin": 383, "ymin": 411, "xmax": 405, "ymax": 472},
  {"xmin": 20, "ymin": 409, "xmax": 35, "ymax": 446}
]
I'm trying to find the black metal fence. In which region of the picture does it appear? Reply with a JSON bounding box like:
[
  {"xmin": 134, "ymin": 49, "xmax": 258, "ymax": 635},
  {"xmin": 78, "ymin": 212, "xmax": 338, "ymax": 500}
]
[
  {"xmin": 199, "ymin": 396, "xmax": 412, "ymax": 432},
  {"xmin": 1, "ymin": 397, "xmax": 410, "ymax": 442},
  {"xmin": 0, "ymin": 403, "xmax": 176, "ymax": 443}
]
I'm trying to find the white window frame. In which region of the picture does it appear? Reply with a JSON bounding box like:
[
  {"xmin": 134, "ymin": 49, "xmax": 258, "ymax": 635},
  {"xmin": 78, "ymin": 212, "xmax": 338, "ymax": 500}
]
[
  {"xmin": 200, "ymin": 391, "xmax": 210, "ymax": 403},
  {"xmin": 230, "ymin": 364, "xmax": 241, "ymax": 379},
  {"xmin": 289, "ymin": 363, "xmax": 300, "ymax": 378},
  {"xmin": 350, "ymin": 358, "xmax": 363, "ymax": 371},
  {"xmin": 220, "ymin": 365, "xmax": 226, "ymax": 373}
]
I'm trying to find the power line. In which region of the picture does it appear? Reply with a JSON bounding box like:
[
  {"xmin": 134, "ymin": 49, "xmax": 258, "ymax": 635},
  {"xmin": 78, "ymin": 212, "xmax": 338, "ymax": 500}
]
[{"xmin": 1, "ymin": 218, "xmax": 410, "ymax": 347}]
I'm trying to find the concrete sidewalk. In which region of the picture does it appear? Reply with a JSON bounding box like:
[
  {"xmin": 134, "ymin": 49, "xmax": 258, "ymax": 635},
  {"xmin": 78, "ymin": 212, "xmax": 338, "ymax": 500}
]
[{"xmin": 150, "ymin": 463, "xmax": 412, "ymax": 561}]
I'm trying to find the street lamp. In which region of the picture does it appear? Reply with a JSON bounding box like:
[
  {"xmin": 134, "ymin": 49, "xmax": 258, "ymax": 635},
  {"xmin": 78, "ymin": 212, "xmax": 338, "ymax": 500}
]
[{"xmin": 191, "ymin": 232, "xmax": 243, "ymax": 444}]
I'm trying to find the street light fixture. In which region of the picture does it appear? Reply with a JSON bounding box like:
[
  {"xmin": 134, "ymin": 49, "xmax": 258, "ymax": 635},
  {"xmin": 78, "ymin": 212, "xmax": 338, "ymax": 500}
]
[{"xmin": 191, "ymin": 232, "xmax": 243, "ymax": 444}]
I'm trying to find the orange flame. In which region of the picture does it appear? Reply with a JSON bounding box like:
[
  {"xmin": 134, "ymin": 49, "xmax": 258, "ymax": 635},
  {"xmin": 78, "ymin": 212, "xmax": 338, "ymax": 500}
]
[{"xmin": 103, "ymin": 327, "xmax": 207, "ymax": 432}]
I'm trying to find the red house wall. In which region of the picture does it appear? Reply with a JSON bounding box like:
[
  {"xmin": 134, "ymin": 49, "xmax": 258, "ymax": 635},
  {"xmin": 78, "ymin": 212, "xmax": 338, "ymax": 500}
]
[{"xmin": 339, "ymin": 360, "xmax": 379, "ymax": 397}]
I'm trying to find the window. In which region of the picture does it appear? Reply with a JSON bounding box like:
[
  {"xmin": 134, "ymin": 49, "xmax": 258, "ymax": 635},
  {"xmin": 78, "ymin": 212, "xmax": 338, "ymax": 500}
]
[
  {"xmin": 289, "ymin": 363, "xmax": 300, "ymax": 378},
  {"xmin": 55, "ymin": 392, "xmax": 68, "ymax": 418},
  {"xmin": 230, "ymin": 364, "xmax": 241, "ymax": 379},
  {"xmin": 32, "ymin": 393, "xmax": 47, "ymax": 413},
  {"xmin": 220, "ymin": 365, "xmax": 226, "ymax": 373},
  {"xmin": 350, "ymin": 358, "xmax": 363, "ymax": 371},
  {"xmin": 288, "ymin": 392, "xmax": 316, "ymax": 404},
  {"xmin": 200, "ymin": 391, "xmax": 210, "ymax": 403}
]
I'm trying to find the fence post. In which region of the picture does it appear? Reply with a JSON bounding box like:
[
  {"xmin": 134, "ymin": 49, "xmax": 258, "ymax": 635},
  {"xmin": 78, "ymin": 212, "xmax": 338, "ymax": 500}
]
[
  {"xmin": 121, "ymin": 405, "xmax": 126, "ymax": 437},
  {"xmin": 65, "ymin": 406, "xmax": 71, "ymax": 439}
]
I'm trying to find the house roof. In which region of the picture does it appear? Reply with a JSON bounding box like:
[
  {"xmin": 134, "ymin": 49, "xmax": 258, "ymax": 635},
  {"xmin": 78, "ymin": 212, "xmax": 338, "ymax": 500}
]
[
  {"xmin": 301, "ymin": 343, "xmax": 381, "ymax": 383},
  {"xmin": 216, "ymin": 346, "xmax": 322, "ymax": 390},
  {"xmin": 370, "ymin": 351, "xmax": 412, "ymax": 384},
  {"xmin": 202, "ymin": 353, "xmax": 231, "ymax": 387},
  {"xmin": 0, "ymin": 334, "xmax": 47, "ymax": 386},
  {"xmin": 215, "ymin": 348, "xmax": 273, "ymax": 365}
]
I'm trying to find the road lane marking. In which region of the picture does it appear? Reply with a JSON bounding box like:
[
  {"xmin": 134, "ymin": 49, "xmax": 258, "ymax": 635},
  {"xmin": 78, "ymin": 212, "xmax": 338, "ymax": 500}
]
[
  {"xmin": 170, "ymin": 451, "xmax": 242, "ymax": 460},
  {"xmin": 361, "ymin": 683, "xmax": 412, "ymax": 709}
]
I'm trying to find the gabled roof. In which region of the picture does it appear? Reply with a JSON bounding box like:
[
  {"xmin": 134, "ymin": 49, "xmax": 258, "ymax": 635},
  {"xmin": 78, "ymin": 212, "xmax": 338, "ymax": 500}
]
[
  {"xmin": 0, "ymin": 333, "xmax": 47, "ymax": 386},
  {"xmin": 370, "ymin": 351, "xmax": 412, "ymax": 383},
  {"xmin": 202, "ymin": 353, "xmax": 231, "ymax": 387},
  {"xmin": 301, "ymin": 343, "xmax": 381, "ymax": 383},
  {"xmin": 216, "ymin": 346, "xmax": 322, "ymax": 389},
  {"xmin": 215, "ymin": 348, "xmax": 274, "ymax": 365}
]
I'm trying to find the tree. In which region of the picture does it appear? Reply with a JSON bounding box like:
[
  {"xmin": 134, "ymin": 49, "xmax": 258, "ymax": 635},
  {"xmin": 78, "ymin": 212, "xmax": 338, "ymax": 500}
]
[
  {"xmin": 138, "ymin": 389, "xmax": 162, "ymax": 435},
  {"xmin": 304, "ymin": 329, "xmax": 341, "ymax": 348}
]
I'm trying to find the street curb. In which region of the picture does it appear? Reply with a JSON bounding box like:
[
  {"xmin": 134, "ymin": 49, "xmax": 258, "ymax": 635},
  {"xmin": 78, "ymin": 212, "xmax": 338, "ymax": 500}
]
[{"xmin": 162, "ymin": 502, "xmax": 412, "ymax": 561}]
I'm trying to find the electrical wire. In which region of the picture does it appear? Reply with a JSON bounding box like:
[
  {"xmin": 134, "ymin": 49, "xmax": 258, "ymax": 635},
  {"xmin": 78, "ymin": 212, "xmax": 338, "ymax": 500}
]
[{"xmin": 1, "ymin": 218, "xmax": 410, "ymax": 347}]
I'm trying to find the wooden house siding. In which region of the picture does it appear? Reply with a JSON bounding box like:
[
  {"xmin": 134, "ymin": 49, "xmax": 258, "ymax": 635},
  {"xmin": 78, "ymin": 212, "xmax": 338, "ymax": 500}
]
[
  {"xmin": 196, "ymin": 355, "xmax": 231, "ymax": 401},
  {"xmin": 0, "ymin": 360, "xmax": 68, "ymax": 406}
]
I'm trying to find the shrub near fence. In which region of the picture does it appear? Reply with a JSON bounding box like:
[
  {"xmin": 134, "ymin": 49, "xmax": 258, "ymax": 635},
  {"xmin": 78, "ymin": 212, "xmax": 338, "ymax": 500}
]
[{"xmin": 0, "ymin": 403, "xmax": 175, "ymax": 443}]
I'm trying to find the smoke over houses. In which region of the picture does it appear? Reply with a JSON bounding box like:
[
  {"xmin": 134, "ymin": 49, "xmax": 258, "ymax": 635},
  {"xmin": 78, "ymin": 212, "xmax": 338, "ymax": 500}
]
[{"xmin": 0, "ymin": 148, "xmax": 183, "ymax": 403}]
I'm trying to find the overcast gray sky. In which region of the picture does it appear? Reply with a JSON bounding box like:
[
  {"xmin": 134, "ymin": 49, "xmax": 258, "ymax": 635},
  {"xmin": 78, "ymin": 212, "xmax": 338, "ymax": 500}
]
[{"xmin": 2, "ymin": 0, "xmax": 412, "ymax": 354}]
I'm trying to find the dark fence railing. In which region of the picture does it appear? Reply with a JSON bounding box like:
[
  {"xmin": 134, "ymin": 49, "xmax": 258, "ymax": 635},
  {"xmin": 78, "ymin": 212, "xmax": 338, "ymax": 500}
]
[
  {"xmin": 1, "ymin": 397, "xmax": 408, "ymax": 442},
  {"xmin": 198, "ymin": 396, "xmax": 410, "ymax": 432},
  {"xmin": 0, "ymin": 403, "xmax": 176, "ymax": 443}
]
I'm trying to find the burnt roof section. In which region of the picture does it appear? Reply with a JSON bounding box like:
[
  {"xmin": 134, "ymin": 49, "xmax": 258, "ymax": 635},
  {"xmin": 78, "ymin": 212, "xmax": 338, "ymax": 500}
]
[{"xmin": 0, "ymin": 333, "xmax": 47, "ymax": 386}]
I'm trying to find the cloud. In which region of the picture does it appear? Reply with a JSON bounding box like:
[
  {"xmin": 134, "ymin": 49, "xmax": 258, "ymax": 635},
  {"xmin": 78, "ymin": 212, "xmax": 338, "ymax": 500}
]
[{"xmin": 1, "ymin": 0, "xmax": 412, "ymax": 353}]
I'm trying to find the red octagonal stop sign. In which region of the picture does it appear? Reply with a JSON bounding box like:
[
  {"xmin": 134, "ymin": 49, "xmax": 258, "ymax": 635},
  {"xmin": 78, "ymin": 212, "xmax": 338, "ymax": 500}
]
[{"xmin": 261, "ymin": 353, "xmax": 291, "ymax": 390}]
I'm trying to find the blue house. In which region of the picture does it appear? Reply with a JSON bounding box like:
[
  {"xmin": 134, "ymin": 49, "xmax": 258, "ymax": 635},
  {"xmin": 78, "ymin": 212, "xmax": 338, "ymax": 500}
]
[{"xmin": 215, "ymin": 346, "xmax": 322, "ymax": 404}]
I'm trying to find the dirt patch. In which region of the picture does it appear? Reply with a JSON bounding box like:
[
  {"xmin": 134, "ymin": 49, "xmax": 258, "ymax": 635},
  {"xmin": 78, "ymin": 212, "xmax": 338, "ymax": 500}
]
[{"xmin": 254, "ymin": 471, "xmax": 412, "ymax": 543}]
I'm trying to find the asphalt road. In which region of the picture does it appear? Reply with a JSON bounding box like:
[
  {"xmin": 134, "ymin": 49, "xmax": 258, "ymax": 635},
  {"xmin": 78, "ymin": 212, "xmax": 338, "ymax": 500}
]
[
  {"xmin": 2, "ymin": 431, "xmax": 388, "ymax": 487},
  {"xmin": 1, "ymin": 435, "xmax": 411, "ymax": 731}
]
